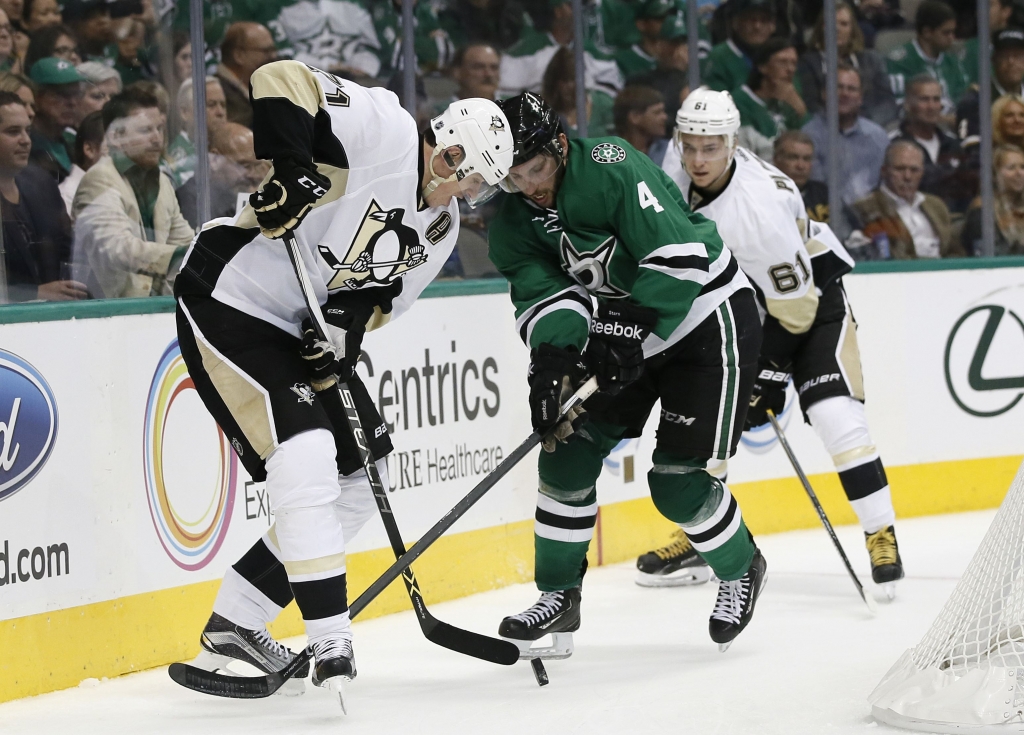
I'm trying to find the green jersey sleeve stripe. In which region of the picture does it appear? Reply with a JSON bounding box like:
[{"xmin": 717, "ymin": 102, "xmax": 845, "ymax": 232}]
[{"xmin": 515, "ymin": 285, "xmax": 594, "ymax": 345}]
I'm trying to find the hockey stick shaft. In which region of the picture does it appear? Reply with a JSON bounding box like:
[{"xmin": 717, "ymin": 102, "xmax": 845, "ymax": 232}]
[
  {"xmin": 350, "ymin": 375, "xmax": 597, "ymax": 618},
  {"xmin": 283, "ymin": 233, "xmax": 519, "ymax": 665},
  {"xmin": 766, "ymin": 411, "xmax": 877, "ymax": 613},
  {"xmin": 167, "ymin": 373, "xmax": 597, "ymax": 698}
]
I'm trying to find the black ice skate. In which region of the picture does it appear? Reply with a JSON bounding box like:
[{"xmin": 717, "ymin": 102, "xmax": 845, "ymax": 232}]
[
  {"xmin": 311, "ymin": 637, "xmax": 357, "ymax": 714},
  {"xmin": 866, "ymin": 525, "xmax": 904, "ymax": 600},
  {"xmin": 709, "ymin": 548, "xmax": 767, "ymax": 653},
  {"xmin": 193, "ymin": 612, "xmax": 308, "ymax": 696},
  {"xmin": 498, "ymin": 587, "xmax": 581, "ymax": 661},
  {"xmin": 636, "ymin": 529, "xmax": 715, "ymax": 587}
]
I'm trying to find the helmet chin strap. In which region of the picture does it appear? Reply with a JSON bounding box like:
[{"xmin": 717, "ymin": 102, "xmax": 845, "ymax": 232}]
[{"xmin": 424, "ymin": 146, "xmax": 457, "ymax": 197}]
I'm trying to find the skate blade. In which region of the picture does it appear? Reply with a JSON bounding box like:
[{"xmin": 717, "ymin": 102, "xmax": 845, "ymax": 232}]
[
  {"xmin": 718, "ymin": 641, "xmax": 732, "ymax": 653},
  {"xmin": 502, "ymin": 631, "xmax": 574, "ymax": 661},
  {"xmin": 635, "ymin": 566, "xmax": 714, "ymax": 588},
  {"xmin": 190, "ymin": 650, "xmax": 306, "ymax": 696},
  {"xmin": 319, "ymin": 675, "xmax": 351, "ymax": 714},
  {"xmin": 882, "ymin": 582, "xmax": 897, "ymax": 601}
]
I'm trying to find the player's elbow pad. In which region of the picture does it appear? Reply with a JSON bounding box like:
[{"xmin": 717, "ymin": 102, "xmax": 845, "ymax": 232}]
[{"xmin": 766, "ymin": 289, "xmax": 819, "ymax": 335}]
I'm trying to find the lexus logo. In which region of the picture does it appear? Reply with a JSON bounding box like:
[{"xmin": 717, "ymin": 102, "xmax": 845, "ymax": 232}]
[{"xmin": 945, "ymin": 303, "xmax": 1024, "ymax": 417}]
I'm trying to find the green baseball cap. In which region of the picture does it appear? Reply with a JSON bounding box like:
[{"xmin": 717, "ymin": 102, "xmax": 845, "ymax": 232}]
[
  {"xmin": 661, "ymin": 12, "xmax": 688, "ymax": 40},
  {"xmin": 637, "ymin": 0, "xmax": 676, "ymax": 19},
  {"xmin": 29, "ymin": 57, "xmax": 85, "ymax": 86}
]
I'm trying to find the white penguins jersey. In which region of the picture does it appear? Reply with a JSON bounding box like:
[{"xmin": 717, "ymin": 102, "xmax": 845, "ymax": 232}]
[
  {"xmin": 176, "ymin": 60, "xmax": 458, "ymax": 337},
  {"xmin": 662, "ymin": 146, "xmax": 854, "ymax": 334}
]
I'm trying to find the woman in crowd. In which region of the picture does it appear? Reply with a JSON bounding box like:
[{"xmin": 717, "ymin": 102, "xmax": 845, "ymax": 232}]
[
  {"xmin": 76, "ymin": 60, "xmax": 121, "ymax": 120},
  {"xmin": 0, "ymin": 7, "xmax": 17, "ymax": 73},
  {"xmin": 0, "ymin": 71, "xmax": 34, "ymax": 121},
  {"xmin": 24, "ymin": 22, "xmax": 79, "ymax": 72},
  {"xmin": 993, "ymin": 95, "xmax": 1024, "ymax": 149},
  {"xmin": 541, "ymin": 46, "xmax": 614, "ymax": 139},
  {"xmin": 798, "ymin": 1, "xmax": 897, "ymax": 126},
  {"xmin": 962, "ymin": 144, "xmax": 1024, "ymax": 256}
]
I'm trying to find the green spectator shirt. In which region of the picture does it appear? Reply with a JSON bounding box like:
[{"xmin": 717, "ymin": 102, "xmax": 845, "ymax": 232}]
[
  {"xmin": 616, "ymin": 44, "xmax": 658, "ymax": 80},
  {"xmin": 367, "ymin": 1, "xmax": 454, "ymax": 74},
  {"xmin": 563, "ymin": 90, "xmax": 616, "ymax": 138},
  {"xmin": 498, "ymin": 27, "xmax": 623, "ymax": 98},
  {"xmin": 959, "ymin": 37, "xmax": 979, "ymax": 87},
  {"xmin": 166, "ymin": 132, "xmax": 196, "ymax": 188},
  {"xmin": 488, "ymin": 137, "xmax": 748, "ymax": 356},
  {"xmin": 886, "ymin": 40, "xmax": 968, "ymax": 113},
  {"xmin": 732, "ymin": 84, "xmax": 808, "ymax": 159},
  {"xmin": 702, "ymin": 40, "xmax": 751, "ymax": 92}
]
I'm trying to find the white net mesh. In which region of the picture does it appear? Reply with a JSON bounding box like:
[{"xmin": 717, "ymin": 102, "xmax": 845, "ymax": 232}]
[
  {"xmin": 913, "ymin": 460, "xmax": 1024, "ymax": 675},
  {"xmin": 870, "ymin": 459, "xmax": 1024, "ymax": 731}
]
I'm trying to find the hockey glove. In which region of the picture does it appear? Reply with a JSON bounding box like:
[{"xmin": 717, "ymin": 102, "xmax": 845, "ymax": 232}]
[
  {"xmin": 249, "ymin": 155, "xmax": 331, "ymax": 239},
  {"xmin": 744, "ymin": 359, "xmax": 791, "ymax": 430},
  {"xmin": 299, "ymin": 309, "xmax": 369, "ymax": 391},
  {"xmin": 584, "ymin": 301, "xmax": 658, "ymax": 393},
  {"xmin": 527, "ymin": 343, "xmax": 589, "ymax": 452}
]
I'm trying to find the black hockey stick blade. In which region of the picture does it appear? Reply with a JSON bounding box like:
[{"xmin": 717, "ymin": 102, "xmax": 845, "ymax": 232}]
[
  {"xmin": 168, "ymin": 648, "xmax": 312, "ymax": 699},
  {"xmin": 766, "ymin": 411, "xmax": 878, "ymax": 614},
  {"xmin": 420, "ymin": 615, "xmax": 520, "ymax": 665}
]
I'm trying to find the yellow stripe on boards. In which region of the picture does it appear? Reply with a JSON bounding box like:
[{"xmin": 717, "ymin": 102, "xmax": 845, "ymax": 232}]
[{"xmin": 2, "ymin": 454, "xmax": 1019, "ymax": 704}]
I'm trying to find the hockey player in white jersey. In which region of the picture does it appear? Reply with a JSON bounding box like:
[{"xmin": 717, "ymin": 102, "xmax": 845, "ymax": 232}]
[
  {"xmin": 172, "ymin": 59, "xmax": 513, "ymax": 701},
  {"xmin": 638, "ymin": 88, "xmax": 904, "ymax": 595}
]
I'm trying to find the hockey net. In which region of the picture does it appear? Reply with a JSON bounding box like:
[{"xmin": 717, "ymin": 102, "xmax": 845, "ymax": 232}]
[{"xmin": 870, "ymin": 458, "xmax": 1024, "ymax": 733}]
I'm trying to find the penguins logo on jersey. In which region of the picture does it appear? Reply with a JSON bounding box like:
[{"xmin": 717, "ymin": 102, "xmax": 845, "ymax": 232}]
[
  {"xmin": 319, "ymin": 199, "xmax": 427, "ymax": 290},
  {"xmin": 560, "ymin": 233, "xmax": 628, "ymax": 298}
]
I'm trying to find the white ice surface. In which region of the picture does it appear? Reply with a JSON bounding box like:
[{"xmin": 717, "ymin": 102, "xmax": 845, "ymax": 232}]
[{"xmin": 0, "ymin": 510, "xmax": 996, "ymax": 735}]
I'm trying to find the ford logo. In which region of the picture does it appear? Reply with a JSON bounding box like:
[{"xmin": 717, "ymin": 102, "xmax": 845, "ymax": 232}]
[{"xmin": 0, "ymin": 350, "xmax": 58, "ymax": 502}]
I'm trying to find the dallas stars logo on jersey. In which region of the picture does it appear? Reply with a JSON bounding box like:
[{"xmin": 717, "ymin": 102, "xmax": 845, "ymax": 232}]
[
  {"xmin": 591, "ymin": 143, "xmax": 627, "ymax": 164},
  {"xmin": 319, "ymin": 199, "xmax": 427, "ymax": 290},
  {"xmin": 560, "ymin": 233, "xmax": 627, "ymax": 298}
]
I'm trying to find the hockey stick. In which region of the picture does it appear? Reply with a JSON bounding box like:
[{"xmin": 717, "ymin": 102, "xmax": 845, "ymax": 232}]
[
  {"xmin": 168, "ymin": 375, "xmax": 599, "ymax": 698},
  {"xmin": 766, "ymin": 410, "xmax": 878, "ymax": 614},
  {"xmin": 286, "ymin": 232, "xmax": 521, "ymax": 667}
]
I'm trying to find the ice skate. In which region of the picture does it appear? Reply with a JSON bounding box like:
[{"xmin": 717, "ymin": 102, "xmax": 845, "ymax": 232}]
[
  {"xmin": 636, "ymin": 529, "xmax": 715, "ymax": 587},
  {"xmin": 193, "ymin": 612, "xmax": 308, "ymax": 695},
  {"xmin": 311, "ymin": 637, "xmax": 356, "ymax": 714},
  {"xmin": 866, "ymin": 525, "xmax": 904, "ymax": 600},
  {"xmin": 709, "ymin": 548, "xmax": 767, "ymax": 652},
  {"xmin": 498, "ymin": 587, "xmax": 581, "ymax": 660}
]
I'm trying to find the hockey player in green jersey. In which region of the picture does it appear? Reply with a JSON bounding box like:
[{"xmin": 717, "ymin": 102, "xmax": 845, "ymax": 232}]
[{"xmin": 489, "ymin": 92, "xmax": 768, "ymax": 657}]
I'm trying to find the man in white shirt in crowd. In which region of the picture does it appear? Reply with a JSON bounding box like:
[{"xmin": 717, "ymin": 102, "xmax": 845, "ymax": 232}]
[
  {"xmin": 888, "ymin": 75, "xmax": 967, "ymax": 213},
  {"xmin": 849, "ymin": 140, "xmax": 961, "ymax": 259}
]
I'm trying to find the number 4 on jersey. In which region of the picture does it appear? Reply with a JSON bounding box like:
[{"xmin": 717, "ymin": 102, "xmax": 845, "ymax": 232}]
[{"xmin": 638, "ymin": 181, "xmax": 664, "ymax": 213}]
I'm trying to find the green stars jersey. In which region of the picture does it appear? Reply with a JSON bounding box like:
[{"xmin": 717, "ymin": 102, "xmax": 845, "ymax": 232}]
[
  {"xmin": 488, "ymin": 138, "xmax": 751, "ymax": 358},
  {"xmin": 732, "ymin": 84, "xmax": 809, "ymax": 160},
  {"xmin": 702, "ymin": 40, "xmax": 751, "ymax": 92},
  {"xmin": 886, "ymin": 40, "xmax": 968, "ymax": 113}
]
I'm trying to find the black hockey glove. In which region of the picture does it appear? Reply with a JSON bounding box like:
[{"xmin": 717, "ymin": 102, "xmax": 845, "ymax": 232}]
[
  {"xmin": 249, "ymin": 155, "xmax": 332, "ymax": 239},
  {"xmin": 584, "ymin": 301, "xmax": 658, "ymax": 393},
  {"xmin": 528, "ymin": 343, "xmax": 589, "ymax": 452},
  {"xmin": 744, "ymin": 359, "xmax": 792, "ymax": 430},
  {"xmin": 299, "ymin": 307, "xmax": 370, "ymax": 391}
]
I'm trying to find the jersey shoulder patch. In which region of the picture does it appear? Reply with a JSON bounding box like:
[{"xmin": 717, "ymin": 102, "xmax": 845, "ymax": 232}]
[{"xmin": 592, "ymin": 142, "xmax": 627, "ymax": 164}]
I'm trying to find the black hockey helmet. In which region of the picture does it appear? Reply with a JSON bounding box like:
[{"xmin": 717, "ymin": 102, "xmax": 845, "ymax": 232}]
[{"xmin": 498, "ymin": 92, "xmax": 565, "ymax": 168}]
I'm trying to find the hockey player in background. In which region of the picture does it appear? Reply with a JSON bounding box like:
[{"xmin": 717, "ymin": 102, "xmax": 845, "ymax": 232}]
[
  {"xmin": 173, "ymin": 59, "xmax": 513, "ymax": 701},
  {"xmin": 640, "ymin": 88, "xmax": 904, "ymax": 595},
  {"xmin": 489, "ymin": 92, "xmax": 767, "ymax": 658}
]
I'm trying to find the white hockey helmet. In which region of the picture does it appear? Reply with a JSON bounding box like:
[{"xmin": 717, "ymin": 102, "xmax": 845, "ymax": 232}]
[
  {"xmin": 430, "ymin": 98, "xmax": 514, "ymax": 208},
  {"xmin": 673, "ymin": 87, "xmax": 741, "ymax": 156}
]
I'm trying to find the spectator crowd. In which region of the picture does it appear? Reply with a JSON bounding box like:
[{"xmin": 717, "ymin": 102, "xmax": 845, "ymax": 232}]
[{"xmin": 0, "ymin": 0, "xmax": 1016, "ymax": 302}]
